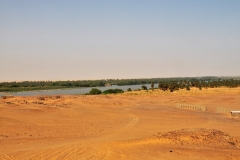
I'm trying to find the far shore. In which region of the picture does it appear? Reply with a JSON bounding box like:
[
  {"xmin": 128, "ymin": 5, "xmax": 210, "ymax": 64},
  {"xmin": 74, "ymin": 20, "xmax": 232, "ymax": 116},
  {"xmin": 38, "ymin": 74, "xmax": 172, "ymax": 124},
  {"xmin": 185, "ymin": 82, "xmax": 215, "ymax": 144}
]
[{"xmin": 1, "ymin": 87, "xmax": 240, "ymax": 97}]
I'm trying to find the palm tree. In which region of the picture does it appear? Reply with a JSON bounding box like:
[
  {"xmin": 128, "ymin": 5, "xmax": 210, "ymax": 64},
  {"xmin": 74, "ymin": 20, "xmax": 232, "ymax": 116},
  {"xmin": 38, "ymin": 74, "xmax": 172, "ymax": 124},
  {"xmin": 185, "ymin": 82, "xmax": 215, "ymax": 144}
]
[{"xmin": 151, "ymin": 82, "xmax": 154, "ymax": 90}]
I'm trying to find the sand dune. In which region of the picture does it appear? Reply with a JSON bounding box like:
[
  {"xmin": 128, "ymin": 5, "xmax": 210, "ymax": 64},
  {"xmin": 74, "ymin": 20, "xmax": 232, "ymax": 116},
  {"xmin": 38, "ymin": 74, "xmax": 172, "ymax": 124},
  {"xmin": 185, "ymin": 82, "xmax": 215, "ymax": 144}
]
[{"xmin": 1, "ymin": 88, "xmax": 240, "ymax": 159}]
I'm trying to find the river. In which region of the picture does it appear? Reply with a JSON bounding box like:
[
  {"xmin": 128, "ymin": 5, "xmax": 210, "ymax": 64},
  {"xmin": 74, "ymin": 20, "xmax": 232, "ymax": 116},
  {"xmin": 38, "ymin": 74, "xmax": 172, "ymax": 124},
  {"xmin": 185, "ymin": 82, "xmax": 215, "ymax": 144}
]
[{"xmin": 0, "ymin": 83, "xmax": 158, "ymax": 97}]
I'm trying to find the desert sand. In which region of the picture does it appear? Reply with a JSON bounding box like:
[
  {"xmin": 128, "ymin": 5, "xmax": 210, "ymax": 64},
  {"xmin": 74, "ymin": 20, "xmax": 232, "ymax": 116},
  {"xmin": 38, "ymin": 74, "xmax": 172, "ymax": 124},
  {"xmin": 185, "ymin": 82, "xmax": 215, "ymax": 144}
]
[{"xmin": 1, "ymin": 87, "xmax": 240, "ymax": 160}]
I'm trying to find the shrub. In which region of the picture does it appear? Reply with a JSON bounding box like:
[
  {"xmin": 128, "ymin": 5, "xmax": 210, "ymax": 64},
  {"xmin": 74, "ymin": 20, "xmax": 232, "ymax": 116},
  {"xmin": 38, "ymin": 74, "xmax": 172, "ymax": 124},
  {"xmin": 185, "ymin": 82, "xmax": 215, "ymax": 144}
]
[
  {"xmin": 89, "ymin": 88, "xmax": 102, "ymax": 95},
  {"xmin": 142, "ymin": 85, "xmax": 147, "ymax": 90},
  {"xmin": 103, "ymin": 89, "xmax": 124, "ymax": 94},
  {"xmin": 127, "ymin": 88, "xmax": 132, "ymax": 92}
]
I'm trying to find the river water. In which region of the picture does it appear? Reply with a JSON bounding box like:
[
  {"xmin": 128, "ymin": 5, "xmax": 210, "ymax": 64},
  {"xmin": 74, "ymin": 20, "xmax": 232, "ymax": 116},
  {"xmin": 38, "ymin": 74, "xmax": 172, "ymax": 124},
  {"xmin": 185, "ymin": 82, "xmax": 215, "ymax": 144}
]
[{"xmin": 0, "ymin": 83, "xmax": 158, "ymax": 97}]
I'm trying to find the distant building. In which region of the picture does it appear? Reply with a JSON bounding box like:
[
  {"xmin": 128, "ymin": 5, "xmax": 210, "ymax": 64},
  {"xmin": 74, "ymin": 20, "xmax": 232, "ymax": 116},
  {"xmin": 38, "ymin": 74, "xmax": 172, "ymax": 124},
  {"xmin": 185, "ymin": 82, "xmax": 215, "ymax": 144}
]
[{"xmin": 105, "ymin": 83, "xmax": 112, "ymax": 87}]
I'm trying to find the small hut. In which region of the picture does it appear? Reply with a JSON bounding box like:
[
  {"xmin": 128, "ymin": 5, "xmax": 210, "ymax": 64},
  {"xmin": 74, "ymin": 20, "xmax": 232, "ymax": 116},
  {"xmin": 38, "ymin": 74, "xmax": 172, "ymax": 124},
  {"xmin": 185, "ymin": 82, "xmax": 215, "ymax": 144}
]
[{"xmin": 230, "ymin": 111, "xmax": 240, "ymax": 117}]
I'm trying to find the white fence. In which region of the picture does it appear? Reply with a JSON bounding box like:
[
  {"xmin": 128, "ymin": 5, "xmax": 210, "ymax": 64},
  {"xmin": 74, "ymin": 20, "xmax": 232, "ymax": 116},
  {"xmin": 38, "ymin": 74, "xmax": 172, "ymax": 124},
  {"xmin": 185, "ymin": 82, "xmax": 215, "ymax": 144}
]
[
  {"xmin": 216, "ymin": 107, "xmax": 234, "ymax": 114},
  {"xmin": 177, "ymin": 104, "xmax": 207, "ymax": 111},
  {"xmin": 177, "ymin": 104, "xmax": 239, "ymax": 117},
  {"xmin": 215, "ymin": 107, "xmax": 240, "ymax": 117}
]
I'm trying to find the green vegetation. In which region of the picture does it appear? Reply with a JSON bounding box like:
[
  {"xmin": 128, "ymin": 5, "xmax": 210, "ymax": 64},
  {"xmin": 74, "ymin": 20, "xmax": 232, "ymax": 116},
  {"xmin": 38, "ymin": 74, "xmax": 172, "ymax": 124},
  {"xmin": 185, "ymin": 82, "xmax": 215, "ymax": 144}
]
[
  {"xmin": 0, "ymin": 76, "xmax": 240, "ymax": 92},
  {"xmin": 157, "ymin": 78, "xmax": 240, "ymax": 92},
  {"xmin": 87, "ymin": 88, "xmax": 124, "ymax": 95},
  {"xmin": 142, "ymin": 85, "xmax": 148, "ymax": 90},
  {"xmin": 127, "ymin": 88, "xmax": 132, "ymax": 92},
  {"xmin": 89, "ymin": 88, "xmax": 102, "ymax": 95},
  {"xmin": 102, "ymin": 89, "xmax": 124, "ymax": 94},
  {"xmin": 151, "ymin": 82, "xmax": 154, "ymax": 90}
]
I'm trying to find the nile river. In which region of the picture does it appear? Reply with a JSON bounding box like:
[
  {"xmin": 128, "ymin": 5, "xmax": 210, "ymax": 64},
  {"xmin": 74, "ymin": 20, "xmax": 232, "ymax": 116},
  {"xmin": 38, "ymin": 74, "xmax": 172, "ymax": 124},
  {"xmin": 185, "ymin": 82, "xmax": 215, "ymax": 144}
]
[{"xmin": 0, "ymin": 83, "xmax": 158, "ymax": 97}]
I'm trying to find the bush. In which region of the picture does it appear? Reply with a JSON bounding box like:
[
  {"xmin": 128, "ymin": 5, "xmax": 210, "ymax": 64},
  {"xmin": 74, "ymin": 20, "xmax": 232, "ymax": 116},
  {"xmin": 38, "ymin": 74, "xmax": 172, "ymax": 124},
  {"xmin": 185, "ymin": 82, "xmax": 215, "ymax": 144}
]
[
  {"xmin": 103, "ymin": 89, "xmax": 124, "ymax": 94},
  {"xmin": 127, "ymin": 88, "xmax": 132, "ymax": 92},
  {"xmin": 89, "ymin": 88, "xmax": 102, "ymax": 95},
  {"xmin": 142, "ymin": 85, "xmax": 147, "ymax": 90}
]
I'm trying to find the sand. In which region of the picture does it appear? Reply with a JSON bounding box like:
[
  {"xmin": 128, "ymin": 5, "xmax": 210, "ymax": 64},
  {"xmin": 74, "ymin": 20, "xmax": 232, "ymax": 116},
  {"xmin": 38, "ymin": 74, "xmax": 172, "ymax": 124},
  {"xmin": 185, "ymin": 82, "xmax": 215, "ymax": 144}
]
[{"xmin": 1, "ymin": 87, "xmax": 240, "ymax": 160}]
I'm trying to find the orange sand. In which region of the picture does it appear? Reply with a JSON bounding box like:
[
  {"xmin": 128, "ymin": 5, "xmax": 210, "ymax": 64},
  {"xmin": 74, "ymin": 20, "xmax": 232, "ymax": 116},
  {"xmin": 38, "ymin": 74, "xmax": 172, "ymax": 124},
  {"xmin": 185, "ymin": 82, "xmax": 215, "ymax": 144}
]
[{"xmin": 1, "ymin": 87, "xmax": 240, "ymax": 159}]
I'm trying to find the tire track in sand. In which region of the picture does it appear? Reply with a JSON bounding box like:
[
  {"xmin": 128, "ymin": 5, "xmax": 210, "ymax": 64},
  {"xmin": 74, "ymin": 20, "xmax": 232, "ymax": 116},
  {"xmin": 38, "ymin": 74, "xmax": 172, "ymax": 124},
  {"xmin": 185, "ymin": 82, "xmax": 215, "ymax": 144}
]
[
  {"xmin": 80, "ymin": 114, "xmax": 139, "ymax": 160},
  {"xmin": 1, "ymin": 114, "xmax": 138, "ymax": 160}
]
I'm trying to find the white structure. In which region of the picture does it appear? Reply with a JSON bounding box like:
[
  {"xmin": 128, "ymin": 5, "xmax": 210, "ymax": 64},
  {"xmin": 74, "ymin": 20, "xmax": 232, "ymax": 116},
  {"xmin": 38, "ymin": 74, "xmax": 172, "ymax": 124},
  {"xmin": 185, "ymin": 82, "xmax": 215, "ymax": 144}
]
[{"xmin": 231, "ymin": 111, "xmax": 240, "ymax": 114}]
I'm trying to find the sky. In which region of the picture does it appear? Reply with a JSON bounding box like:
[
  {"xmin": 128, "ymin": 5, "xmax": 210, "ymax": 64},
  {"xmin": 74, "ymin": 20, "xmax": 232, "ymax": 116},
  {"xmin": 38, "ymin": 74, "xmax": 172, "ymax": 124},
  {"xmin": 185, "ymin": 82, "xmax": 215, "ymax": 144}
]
[{"xmin": 1, "ymin": 0, "xmax": 240, "ymax": 81}]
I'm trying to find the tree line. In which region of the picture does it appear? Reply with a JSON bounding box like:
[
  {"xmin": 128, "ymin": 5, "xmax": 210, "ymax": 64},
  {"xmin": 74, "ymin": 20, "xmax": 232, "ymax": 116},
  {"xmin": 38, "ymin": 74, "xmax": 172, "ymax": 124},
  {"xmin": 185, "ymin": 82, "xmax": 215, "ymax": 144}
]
[
  {"xmin": 0, "ymin": 76, "xmax": 239, "ymax": 92},
  {"xmin": 155, "ymin": 79, "xmax": 240, "ymax": 92}
]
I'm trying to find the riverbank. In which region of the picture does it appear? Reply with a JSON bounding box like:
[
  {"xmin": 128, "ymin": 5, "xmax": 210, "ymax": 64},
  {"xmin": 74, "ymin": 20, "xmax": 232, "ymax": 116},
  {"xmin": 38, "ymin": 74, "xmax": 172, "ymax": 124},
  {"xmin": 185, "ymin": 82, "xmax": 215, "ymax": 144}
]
[
  {"xmin": 0, "ymin": 84, "xmax": 158, "ymax": 97},
  {"xmin": 123, "ymin": 87, "xmax": 240, "ymax": 96}
]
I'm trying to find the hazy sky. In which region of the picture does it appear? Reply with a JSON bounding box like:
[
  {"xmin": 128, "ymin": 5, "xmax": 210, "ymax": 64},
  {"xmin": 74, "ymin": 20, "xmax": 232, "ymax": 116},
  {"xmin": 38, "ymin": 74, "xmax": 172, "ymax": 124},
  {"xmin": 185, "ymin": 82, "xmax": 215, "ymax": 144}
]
[{"xmin": 1, "ymin": 0, "xmax": 240, "ymax": 81}]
